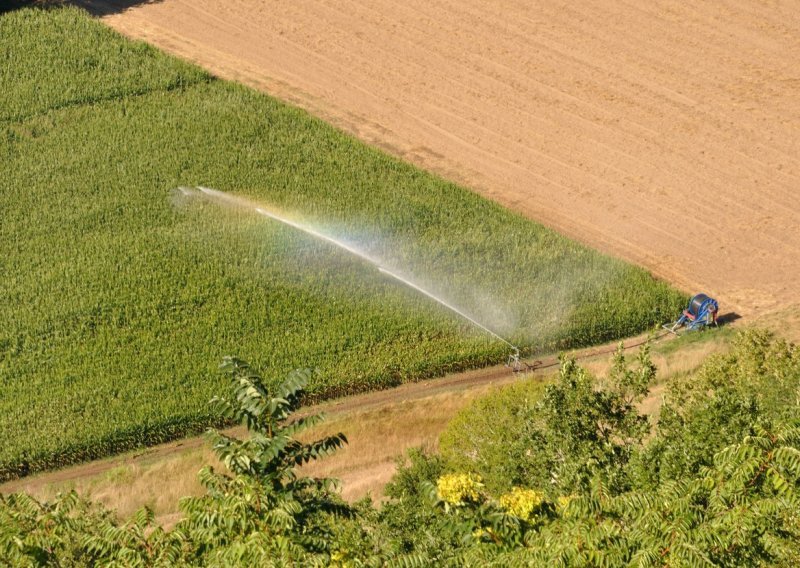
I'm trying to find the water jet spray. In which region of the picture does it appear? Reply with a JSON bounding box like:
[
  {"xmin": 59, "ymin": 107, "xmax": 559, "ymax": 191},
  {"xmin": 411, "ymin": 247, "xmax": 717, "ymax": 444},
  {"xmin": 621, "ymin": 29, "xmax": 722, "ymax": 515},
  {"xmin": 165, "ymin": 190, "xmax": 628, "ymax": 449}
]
[{"xmin": 189, "ymin": 186, "xmax": 527, "ymax": 371}]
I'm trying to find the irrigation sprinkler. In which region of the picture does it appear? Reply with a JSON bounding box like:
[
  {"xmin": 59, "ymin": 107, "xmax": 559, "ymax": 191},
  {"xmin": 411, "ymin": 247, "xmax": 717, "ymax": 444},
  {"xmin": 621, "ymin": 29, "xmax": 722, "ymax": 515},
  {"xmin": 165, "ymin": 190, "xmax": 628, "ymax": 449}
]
[
  {"xmin": 193, "ymin": 188, "xmax": 525, "ymax": 369},
  {"xmin": 371, "ymin": 268, "xmax": 533, "ymax": 371},
  {"xmin": 252, "ymin": 212, "xmax": 520, "ymax": 355},
  {"xmin": 190, "ymin": 186, "xmax": 533, "ymax": 371}
]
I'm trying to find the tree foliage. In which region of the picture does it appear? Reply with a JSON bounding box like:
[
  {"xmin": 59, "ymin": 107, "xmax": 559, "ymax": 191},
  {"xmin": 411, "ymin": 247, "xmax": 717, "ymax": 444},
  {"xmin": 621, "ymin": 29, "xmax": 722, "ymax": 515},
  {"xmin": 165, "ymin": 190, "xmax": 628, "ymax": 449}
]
[
  {"xmin": 441, "ymin": 343, "xmax": 654, "ymax": 496},
  {"xmin": 2, "ymin": 331, "xmax": 799, "ymax": 566},
  {"xmin": 633, "ymin": 329, "xmax": 800, "ymax": 488},
  {"xmin": 1, "ymin": 360, "xmax": 354, "ymax": 566},
  {"xmin": 386, "ymin": 332, "xmax": 800, "ymax": 566},
  {"xmin": 175, "ymin": 358, "xmax": 352, "ymax": 565}
]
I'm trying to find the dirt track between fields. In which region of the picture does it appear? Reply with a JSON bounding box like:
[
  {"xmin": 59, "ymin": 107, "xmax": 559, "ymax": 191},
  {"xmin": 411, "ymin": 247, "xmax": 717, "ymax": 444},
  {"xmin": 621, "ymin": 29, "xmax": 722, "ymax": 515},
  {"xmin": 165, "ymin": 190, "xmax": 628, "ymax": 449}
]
[
  {"xmin": 0, "ymin": 364, "xmax": 523, "ymax": 496},
  {"xmin": 77, "ymin": 0, "xmax": 800, "ymax": 317},
  {"xmin": 0, "ymin": 331, "xmax": 664, "ymax": 496}
]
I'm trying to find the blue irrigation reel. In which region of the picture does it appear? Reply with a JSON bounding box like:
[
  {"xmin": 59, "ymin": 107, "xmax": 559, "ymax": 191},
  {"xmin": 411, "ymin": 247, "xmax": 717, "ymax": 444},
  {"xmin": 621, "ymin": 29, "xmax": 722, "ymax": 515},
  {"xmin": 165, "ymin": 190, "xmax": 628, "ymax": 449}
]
[{"xmin": 663, "ymin": 293, "xmax": 719, "ymax": 335}]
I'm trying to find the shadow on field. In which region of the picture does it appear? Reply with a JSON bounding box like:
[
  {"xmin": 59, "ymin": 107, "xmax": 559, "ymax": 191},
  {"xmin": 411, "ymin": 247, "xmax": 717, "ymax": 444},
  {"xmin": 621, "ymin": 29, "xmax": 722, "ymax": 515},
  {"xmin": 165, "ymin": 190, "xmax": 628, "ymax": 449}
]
[
  {"xmin": 717, "ymin": 312, "xmax": 742, "ymax": 326},
  {"xmin": 71, "ymin": 0, "xmax": 164, "ymax": 17},
  {"xmin": 0, "ymin": 0, "xmax": 55, "ymax": 14},
  {"xmin": 2, "ymin": 0, "xmax": 162, "ymax": 15}
]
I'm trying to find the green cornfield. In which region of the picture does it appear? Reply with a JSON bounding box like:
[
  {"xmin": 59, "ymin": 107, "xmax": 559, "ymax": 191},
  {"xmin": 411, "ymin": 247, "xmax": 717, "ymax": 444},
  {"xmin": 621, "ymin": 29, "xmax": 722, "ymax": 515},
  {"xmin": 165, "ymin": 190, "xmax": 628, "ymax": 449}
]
[{"xmin": 0, "ymin": 7, "xmax": 685, "ymax": 480}]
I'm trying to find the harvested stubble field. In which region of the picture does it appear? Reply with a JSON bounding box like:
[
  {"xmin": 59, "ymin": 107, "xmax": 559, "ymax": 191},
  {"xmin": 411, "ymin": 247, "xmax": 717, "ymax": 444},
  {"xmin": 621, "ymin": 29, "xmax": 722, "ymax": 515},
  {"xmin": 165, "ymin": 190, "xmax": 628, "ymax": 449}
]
[
  {"xmin": 91, "ymin": 0, "xmax": 800, "ymax": 316},
  {"xmin": 0, "ymin": 8, "xmax": 682, "ymax": 480}
]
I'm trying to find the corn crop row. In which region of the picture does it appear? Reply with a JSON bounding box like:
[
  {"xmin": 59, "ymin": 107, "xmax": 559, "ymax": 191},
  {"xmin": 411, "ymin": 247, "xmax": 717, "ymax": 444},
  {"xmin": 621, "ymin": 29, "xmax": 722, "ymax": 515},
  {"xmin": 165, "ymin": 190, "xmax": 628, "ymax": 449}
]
[{"xmin": 0, "ymin": 7, "xmax": 685, "ymax": 481}]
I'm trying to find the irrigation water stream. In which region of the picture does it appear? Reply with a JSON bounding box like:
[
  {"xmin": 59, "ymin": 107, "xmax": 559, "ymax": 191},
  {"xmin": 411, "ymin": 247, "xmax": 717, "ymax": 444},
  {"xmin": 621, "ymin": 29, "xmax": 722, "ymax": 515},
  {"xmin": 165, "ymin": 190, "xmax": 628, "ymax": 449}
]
[{"xmin": 188, "ymin": 186, "xmax": 521, "ymax": 359}]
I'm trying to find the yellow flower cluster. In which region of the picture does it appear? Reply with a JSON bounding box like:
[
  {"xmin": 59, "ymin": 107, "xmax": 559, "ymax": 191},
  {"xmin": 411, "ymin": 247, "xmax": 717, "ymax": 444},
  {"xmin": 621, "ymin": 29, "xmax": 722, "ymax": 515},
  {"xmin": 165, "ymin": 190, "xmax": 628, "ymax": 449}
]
[
  {"xmin": 437, "ymin": 473, "xmax": 483, "ymax": 505},
  {"xmin": 330, "ymin": 549, "xmax": 353, "ymax": 568},
  {"xmin": 556, "ymin": 494, "xmax": 574, "ymax": 514},
  {"xmin": 499, "ymin": 487, "xmax": 544, "ymax": 521}
]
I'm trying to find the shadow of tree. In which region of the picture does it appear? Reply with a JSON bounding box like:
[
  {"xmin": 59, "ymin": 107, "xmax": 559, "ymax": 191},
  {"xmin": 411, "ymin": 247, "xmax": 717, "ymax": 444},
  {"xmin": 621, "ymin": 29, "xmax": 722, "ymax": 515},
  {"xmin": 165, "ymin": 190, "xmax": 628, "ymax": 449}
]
[
  {"xmin": 72, "ymin": 0, "xmax": 165, "ymax": 17},
  {"xmin": 1, "ymin": 0, "xmax": 55, "ymax": 14},
  {"xmin": 2, "ymin": 0, "xmax": 164, "ymax": 16}
]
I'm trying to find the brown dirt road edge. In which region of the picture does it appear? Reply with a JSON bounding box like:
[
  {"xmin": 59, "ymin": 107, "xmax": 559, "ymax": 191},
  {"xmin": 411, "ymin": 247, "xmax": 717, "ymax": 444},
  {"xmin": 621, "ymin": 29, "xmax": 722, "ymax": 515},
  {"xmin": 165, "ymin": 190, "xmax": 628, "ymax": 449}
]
[
  {"xmin": 77, "ymin": 0, "xmax": 800, "ymax": 318},
  {"xmin": 0, "ymin": 331, "xmax": 668, "ymax": 496},
  {"xmin": 1, "ymin": 327, "xmax": 739, "ymax": 525}
]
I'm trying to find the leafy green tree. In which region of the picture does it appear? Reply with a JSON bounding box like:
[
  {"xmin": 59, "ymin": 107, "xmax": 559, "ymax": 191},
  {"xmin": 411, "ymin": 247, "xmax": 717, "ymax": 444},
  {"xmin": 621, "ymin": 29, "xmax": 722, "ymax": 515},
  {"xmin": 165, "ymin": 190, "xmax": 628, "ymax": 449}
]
[
  {"xmin": 633, "ymin": 329, "xmax": 800, "ymax": 488},
  {"xmin": 0, "ymin": 491, "xmax": 189, "ymax": 567},
  {"xmin": 176, "ymin": 357, "xmax": 351, "ymax": 565},
  {"xmin": 0, "ymin": 359, "xmax": 357, "ymax": 566},
  {"xmin": 538, "ymin": 345, "xmax": 653, "ymax": 494},
  {"xmin": 410, "ymin": 421, "xmax": 800, "ymax": 567},
  {"xmin": 385, "ymin": 333, "xmax": 800, "ymax": 565},
  {"xmin": 441, "ymin": 343, "xmax": 654, "ymax": 496},
  {"xmin": 519, "ymin": 421, "xmax": 800, "ymax": 567},
  {"xmin": 373, "ymin": 449, "xmax": 464, "ymax": 564}
]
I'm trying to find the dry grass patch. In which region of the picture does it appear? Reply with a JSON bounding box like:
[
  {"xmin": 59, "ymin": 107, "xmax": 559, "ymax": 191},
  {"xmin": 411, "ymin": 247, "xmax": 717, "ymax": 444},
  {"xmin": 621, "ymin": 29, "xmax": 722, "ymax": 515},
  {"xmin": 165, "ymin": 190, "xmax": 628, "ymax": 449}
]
[
  {"xmin": 3, "ymin": 385, "xmax": 492, "ymax": 525},
  {"xmin": 755, "ymin": 303, "xmax": 800, "ymax": 344},
  {"xmin": 0, "ymin": 327, "xmax": 739, "ymax": 523},
  {"xmin": 5, "ymin": 446, "xmax": 217, "ymax": 526},
  {"xmin": 299, "ymin": 386, "xmax": 495, "ymax": 501}
]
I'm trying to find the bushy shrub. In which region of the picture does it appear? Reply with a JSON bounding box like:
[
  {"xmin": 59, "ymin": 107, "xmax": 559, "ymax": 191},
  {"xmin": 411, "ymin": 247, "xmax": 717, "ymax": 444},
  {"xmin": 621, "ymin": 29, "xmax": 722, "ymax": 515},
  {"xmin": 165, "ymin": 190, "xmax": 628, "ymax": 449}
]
[
  {"xmin": 384, "ymin": 331, "xmax": 800, "ymax": 566},
  {"xmin": 441, "ymin": 344, "xmax": 654, "ymax": 497},
  {"xmin": 632, "ymin": 329, "xmax": 800, "ymax": 488},
  {"xmin": 439, "ymin": 380, "xmax": 546, "ymax": 493}
]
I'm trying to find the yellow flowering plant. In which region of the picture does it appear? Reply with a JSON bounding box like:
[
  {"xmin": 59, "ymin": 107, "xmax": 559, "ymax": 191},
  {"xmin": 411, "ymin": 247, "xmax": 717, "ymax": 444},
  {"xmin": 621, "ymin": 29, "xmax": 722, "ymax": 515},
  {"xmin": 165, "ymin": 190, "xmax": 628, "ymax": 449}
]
[
  {"xmin": 499, "ymin": 487, "xmax": 545, "ymax": 522},
  {"xmin": 436, "ymin": 473, "xmax": 484, "ymax": 506},
  {"xmin": 556, "ymin": 494, "xmax": 575, "ymax": 516}
]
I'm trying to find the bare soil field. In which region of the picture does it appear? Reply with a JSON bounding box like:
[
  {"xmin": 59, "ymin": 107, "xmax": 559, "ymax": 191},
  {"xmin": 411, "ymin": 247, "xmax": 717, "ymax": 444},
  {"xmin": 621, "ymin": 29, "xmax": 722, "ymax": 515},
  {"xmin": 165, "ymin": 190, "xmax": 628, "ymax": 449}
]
[{"xmin": 80, "ymin": 0, "xmax": 800, "ymax": 317}]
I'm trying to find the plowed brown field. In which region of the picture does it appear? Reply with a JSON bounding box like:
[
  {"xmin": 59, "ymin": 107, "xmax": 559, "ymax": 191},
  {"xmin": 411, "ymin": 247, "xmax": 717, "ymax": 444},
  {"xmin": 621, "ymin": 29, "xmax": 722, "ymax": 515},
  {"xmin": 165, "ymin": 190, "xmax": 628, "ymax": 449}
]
[{"xmin": 85, "ymin": 0, "xmax": 800, "ymax": 316}]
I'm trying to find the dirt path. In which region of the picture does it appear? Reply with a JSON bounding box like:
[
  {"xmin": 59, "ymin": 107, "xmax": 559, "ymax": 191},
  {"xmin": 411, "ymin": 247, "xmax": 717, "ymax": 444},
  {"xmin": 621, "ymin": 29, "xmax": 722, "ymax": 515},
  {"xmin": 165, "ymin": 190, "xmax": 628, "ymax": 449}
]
[
  {"xmin": 0, "ymin": 365, "xmax": 514, "ymax": 495},
  {"xmin": 3, "ymin": 326, "xmax": 731, "ymax": 524},
  {"xmin": 0, "ymin": 332, "xmax": 662, "ymax": 496},
  {"xmin": 78, "ymin": 0, "xmax": 800, "ymax": 317}
]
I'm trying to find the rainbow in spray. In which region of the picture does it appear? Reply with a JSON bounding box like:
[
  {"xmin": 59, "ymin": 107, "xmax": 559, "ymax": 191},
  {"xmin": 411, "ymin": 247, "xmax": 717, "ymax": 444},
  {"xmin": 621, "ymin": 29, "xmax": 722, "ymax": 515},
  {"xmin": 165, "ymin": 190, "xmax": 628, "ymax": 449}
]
[{"xmin": 190, "ymin": 186, "xmax": 520, "ymax": 358}]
